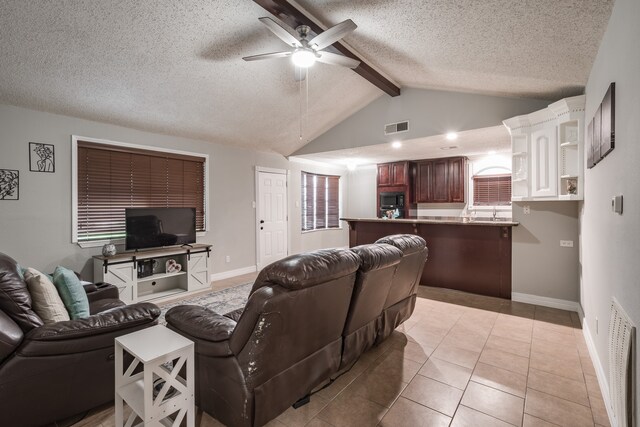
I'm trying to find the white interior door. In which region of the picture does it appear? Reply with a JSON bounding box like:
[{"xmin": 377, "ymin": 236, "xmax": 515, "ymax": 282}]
[{"xmin": 257, "ymin": 170, "xmax": 288, "ymax": 268}]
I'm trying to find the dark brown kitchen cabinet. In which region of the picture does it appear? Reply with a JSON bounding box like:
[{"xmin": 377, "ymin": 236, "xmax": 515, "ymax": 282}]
[
  {"xmin": 377, "ymin": 161, "xmax": 409, "ymax": 186},
  {"xmin": 414, "ymin": 161, "xmax": 433, "ymax": 203},
  {"xmin": 448, "ymin": 157, "xmax": 466, "ymax": 202},
  {"xmin": 414, "ymin": 156, "xmax": 467, "ymax": 203}
]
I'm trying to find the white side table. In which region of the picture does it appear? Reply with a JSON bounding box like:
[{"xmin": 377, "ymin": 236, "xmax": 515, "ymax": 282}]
[{"xmin": 115, "ymin": 325, "xmax": 194, "ymax": 427}]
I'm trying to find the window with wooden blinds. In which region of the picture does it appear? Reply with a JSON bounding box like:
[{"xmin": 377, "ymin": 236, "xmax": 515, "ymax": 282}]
[
  {"xmin": 76, "ymin": 140, "xmax": 206, "ymax": 242},
  {"xmin": 301, "ymin": 172, "xmax": 340, "ymax": 231},
  {"xmin": 473, "ymin": 174, "xmax": 512, "ymax": 206}
]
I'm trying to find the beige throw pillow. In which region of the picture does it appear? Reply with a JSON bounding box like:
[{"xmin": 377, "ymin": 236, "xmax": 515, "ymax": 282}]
[{"xmin": 24, "ymin": 267, "xmax": 70, "ymax": 324}]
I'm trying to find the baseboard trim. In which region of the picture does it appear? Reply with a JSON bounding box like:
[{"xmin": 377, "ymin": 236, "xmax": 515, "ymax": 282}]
[
  {"xmin": 210, "ymin": 265, "xmax": 257, "ymax": 282},
  {"xmin": 582, "ymin": 320, "xmax": 616, "ymax": 426},
  {"xmin": 511, "ymin": 292, "xmax": 581, "ymax": 313}
]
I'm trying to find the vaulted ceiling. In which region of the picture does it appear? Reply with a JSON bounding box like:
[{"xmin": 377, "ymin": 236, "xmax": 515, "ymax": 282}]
[{"xmin": 0, "ymin": 1, "xmax": 613, "ymax": 156}]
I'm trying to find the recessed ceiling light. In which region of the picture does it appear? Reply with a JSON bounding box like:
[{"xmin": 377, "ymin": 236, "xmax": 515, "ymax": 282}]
[
  {"xmin": 391, "ymin": 141, "xmax": 402, "ymax": 149},
  {"xmin": 440, "ymin": 146, "xmax": 458, "ymax": 151},
  {"xmin": 446, "ymin": 132, "xmax": 458, "ymax": 141},
  {"xmin": 346, "ymin": 162, "xmax": 357, "ymax": 171}
]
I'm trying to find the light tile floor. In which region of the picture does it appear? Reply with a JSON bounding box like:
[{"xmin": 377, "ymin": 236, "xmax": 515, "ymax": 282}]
[{"xmin": 74, "ymin": 284, "xmax": 610, "ymax": 427}]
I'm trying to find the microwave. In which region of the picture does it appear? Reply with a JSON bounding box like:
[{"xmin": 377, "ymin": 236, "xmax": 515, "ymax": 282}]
[{"xmin": 380, "ymin": 192, "xmax": 405, "ymax": 208}]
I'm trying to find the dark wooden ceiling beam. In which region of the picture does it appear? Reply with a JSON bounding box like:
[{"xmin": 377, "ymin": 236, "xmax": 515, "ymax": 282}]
[{"xmin": 253, "ymin": 0, "xmax": 401, "ymax": 97}]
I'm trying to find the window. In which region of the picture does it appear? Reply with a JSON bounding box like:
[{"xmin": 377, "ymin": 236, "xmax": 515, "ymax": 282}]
[
  {"xmin": 74, "ymin": 139, "xmax": 207, "ymax": 244},
  {"xmin": 473, "ymin": 174, "xmax": 512, "ymax": 206},
  {"xmin": 301, "ymin": 171, "xmax": 340, "ymax": 231}
]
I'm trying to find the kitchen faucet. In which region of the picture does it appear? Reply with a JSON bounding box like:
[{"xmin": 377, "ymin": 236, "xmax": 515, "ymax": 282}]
[{"xmin": 492, "ymin": 206, "xmax": 497, "ymax": 220}]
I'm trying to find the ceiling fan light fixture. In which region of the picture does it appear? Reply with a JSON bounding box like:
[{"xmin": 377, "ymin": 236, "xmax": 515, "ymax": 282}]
[{"xmin": 292, "ymin": 49, "xmax": 316, "ymax": 68}]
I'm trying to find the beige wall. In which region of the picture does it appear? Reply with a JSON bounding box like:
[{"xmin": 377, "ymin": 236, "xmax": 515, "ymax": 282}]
[
  {"xmin": 511, "ymin": 201, "xmax": 580, "ymax": 302},
  {"xmin": 581, "ymin": 0, "xmax": 640, "ymax": 420},
  {"xmin": 0, "ymin": 104, "xmax": 347, "ymax": 280}
]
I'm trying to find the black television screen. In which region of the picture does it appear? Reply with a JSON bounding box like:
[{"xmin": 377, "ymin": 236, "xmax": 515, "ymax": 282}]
[{"xmin": 125, "ymin": 207, "xmax": 196, "ymax": 251}]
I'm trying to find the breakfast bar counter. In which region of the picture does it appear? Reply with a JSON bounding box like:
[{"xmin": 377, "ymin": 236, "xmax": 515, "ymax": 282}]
[{"xmin": 341, "ymin": 217, "xmax": 518, "ymax": 299}]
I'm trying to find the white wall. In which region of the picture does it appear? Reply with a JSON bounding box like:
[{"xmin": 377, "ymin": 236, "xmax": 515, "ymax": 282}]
[
  {"xmin": 294, "ymin": 88, "xmax": 549, "ymax": 155},
  {"xmin": 581, "ymin": 0, "xmax": 640, "ymax": 421},
  {"xmin": 0, "ymin": 104, "xmax": 348, "ymax": 280},
  {"xmin": 512, "ymin": 201, "xmax": 580, "ymax": 303},
  {"xmin": 344, "ymin": 165, "xmax": 377, "ymax": 218}
]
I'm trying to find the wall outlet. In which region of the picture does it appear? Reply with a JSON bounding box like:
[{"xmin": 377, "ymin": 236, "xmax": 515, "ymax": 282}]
[
  {"xmin": 523, "ymin": 205, "xmax": 531, "ymax": 215},
  {"xmin": 560, "ymin": 240, "xmax": 574, "ymax": 247},
  {"xmin": 252, "ymin": 201, "xmax": 256, "ymax": 208},
  {"xmin": 225, "ymin": 255, "xmax": 231, "ymax": 263}
]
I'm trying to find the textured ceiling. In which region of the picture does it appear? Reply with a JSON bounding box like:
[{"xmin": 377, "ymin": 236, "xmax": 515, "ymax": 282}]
[
  {"xmin": 0, "ymin": 1, "xmax": 613, "ymax": 156},
  {"xmin": 292, "ymin": 125, "xmax": 511, "ymax": 167}
]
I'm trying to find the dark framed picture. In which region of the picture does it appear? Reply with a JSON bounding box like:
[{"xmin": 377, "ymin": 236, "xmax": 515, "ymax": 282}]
[
  {"xmin": 600, "ymin": 82, "xmax": 615, "ymax": 158},
  {"xmin": 0, "ymin": 169, "xmax": 19, "ymax": 200},
  {"xmin": 587, "ymin": 119, "xmax": 594, "ymax": 169},
  {"xmin": 29, "ymin": 142, "xmax": 55, "ymax": 173},
  {"xmin": 593, "ymin": 104, "xmax": 602, "ymax": 165}
]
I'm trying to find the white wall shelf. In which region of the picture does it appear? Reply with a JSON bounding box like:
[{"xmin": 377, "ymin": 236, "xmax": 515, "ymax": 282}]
[{"xmin": 503, "ymin": 95, "xmax": 585, "ymax": 201}]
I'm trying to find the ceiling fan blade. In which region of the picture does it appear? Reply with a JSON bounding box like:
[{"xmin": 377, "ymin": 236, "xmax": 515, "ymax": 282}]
[
  {"xmin": 242, "ymin": 51, "xmax": 292, "ymax": 62},
  {"xmin": 258, "ymin": 17, "xmax": 301, "ymax": 47},
  {"xmin": 316, "ymin": 51, "xmax": 360, "ymax": 69},
  {"xmin": 309, "ymin": 19, "xmax": 357, "ymax": 51},
  {"xmin": 294, "ymin": 66, "xmax": 306, "ymax": 82}
]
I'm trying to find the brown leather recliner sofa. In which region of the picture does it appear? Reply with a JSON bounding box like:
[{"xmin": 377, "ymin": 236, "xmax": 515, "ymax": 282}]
[
  {"xmin": 375, "ymin": 234, "xmax": 429, "ymax": 343},
  {"xmin": 0, "ymin": 252, "xmax": 161, "ymax": 427},
  {"xmin": 166, "ymin": 235, "xmax": 428, "ymax": 427}
]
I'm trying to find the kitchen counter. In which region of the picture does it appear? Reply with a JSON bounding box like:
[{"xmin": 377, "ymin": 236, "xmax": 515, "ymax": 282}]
[
  {"xmin": 342, "ymin": 217, "xmax": 513, "ymax": 299},
  {"xmin": 340, "ymin": 216, "xmax": 519, "ymax": 226}
]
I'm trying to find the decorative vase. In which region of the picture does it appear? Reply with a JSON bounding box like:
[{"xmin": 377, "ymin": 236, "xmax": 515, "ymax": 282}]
[{"xmin": 102, "ymin": 243, "xmax": 117, "ymax": 257}]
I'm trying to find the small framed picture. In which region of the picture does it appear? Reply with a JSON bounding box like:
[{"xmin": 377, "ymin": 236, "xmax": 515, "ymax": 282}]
[
  {"xmin": 29, "ymin": 142, "xmax": 55, "ymax": 173},
  {"xmin": 0, "ymin": 169, "xmax": 19, "ymax": 200}
]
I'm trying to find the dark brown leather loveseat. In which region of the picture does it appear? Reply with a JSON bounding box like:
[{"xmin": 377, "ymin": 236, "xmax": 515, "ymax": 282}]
[
  {"xmin": 167, "ymin": 235, "xmax": 428, "ymax": 427},
  {"xmin": 0, "ymin": 252, "xmax": 161, "ymax": 427}
]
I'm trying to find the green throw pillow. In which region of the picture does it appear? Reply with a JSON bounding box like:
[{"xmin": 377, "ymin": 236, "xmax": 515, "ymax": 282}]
[{"xmin": 52, "ymin": 266, "xmax": 90, "ymax": 319}]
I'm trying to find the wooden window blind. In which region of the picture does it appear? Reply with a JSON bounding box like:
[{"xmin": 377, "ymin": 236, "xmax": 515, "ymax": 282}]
[
  {"xmin": 76, "ymin": 141, "xmax": 206, "ymax": 242},
  {"xmin": 473, "ymin": 174, "xmax": 512, "ymax": 206},
  {"xmin": 301, "ymin": 172, "xmax": 340, "ymax": 231}
]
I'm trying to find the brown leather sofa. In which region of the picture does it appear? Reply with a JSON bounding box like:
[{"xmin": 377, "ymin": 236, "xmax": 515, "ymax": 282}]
[
  {"xmin": 339, "ymin": 243, "xmax": 403, "ymax": 370},
  {"xmin": 375, "ymin": 234, "xmax": 429, "ymax": 343},
  {"xmin": 167, "ymin": 237, "xmax": 428, "ymax": 427},
  {"xmin": 0, "ymin": 252, "xmax": 161, "ymax": 427}
]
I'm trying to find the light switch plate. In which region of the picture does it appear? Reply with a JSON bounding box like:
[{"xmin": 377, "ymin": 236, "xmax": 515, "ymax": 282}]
[
  {"xmin": 560, "ymin": 240, "xmax": 574, "ymax": 248},
  {"xmin": 612, "ymin": 195, "xmax": 623, "ymax": 214}
]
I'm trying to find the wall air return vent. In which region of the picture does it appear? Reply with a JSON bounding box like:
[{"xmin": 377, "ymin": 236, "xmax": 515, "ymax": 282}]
[
  {"xmin": 384, "ymin": 121, "xmax": 409, "ymax": 135},
  {"xmin": 609, "ymin": 297, "xmax": 636, "ymax": 427}
]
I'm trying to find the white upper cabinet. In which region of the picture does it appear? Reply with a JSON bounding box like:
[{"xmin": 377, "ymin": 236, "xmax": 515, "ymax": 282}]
[{"xmin": 503, "ymin": 95, "xmax": 585, "ymax": 201}]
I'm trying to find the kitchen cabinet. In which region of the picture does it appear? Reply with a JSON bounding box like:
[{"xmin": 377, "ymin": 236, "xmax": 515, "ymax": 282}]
[
  {"xmin": 377, "ymin": 161, "xmax": 409, "ymax": 186},
  {"xmin": 414, "ymin": 157, "xmax": 467, "ymax": 203},
  {"xmin": 503, "ymin": 95, "xmax": 585, "ymax": 201}
]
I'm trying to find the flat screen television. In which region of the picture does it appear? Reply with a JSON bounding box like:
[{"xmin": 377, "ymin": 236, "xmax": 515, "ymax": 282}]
[{"xmin": 125, "ymin": 207, "xmax": 196, "ymax": 251}]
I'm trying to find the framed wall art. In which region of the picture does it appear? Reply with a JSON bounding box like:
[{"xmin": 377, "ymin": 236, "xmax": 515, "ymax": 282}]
[
  {"xmin": 29, "ymin": 142, "xmax": 55, "ymax": 173},
  {"xmin": 600, "ymin": 82, "xmax": 615, "ymax": 158},
  {"xmin": 0, "ymin": 169, "xmax": 19, "ymax": 200}
]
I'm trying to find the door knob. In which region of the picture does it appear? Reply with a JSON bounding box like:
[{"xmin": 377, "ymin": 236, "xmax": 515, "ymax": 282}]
[
  {"xmin": 260, "ymin": 220, "xmax": 265, "ymax": 224},
  {"xmin": 260, "ymin": 227, "xmax": 264, "ymax": 230}
]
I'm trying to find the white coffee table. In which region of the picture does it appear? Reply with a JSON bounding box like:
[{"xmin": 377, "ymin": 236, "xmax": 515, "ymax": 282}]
[{"xmin": 115, "ymin": 325, "xmax": 194, "ymax": 427}]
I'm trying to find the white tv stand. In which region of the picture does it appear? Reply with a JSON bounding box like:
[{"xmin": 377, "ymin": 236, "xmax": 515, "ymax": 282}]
[{"xmin": 93, "ymin": 244, "xmax": 212, "ymax": 304}]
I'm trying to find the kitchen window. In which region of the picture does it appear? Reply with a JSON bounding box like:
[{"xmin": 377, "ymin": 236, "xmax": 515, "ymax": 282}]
[
  {"xmin": 72, "ymin": 137, "xmax": 207, "ymax": 245},
  {"xmin": 301, "ymin": 171, "xmax": 340, "ymax": 231},
  {"xmin": 473, "ymin": 174, "xmax": 512, "ymax": 206}
]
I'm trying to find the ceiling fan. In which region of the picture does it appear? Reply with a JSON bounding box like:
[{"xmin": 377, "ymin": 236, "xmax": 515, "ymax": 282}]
[{"xmin": 243, "ymin": 17, "xmax": 361, "ymax": 80}]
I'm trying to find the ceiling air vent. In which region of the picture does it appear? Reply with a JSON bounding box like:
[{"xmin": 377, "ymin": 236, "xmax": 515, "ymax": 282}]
[{"xmin": 384, "ymin": 121, "xmax": 409, "ymax": 135}]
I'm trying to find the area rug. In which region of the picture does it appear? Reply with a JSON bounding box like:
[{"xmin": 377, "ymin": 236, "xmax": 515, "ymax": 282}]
[{"xmin": 158, "ymin": 283, "xmax": 252, "ymax": 325}]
